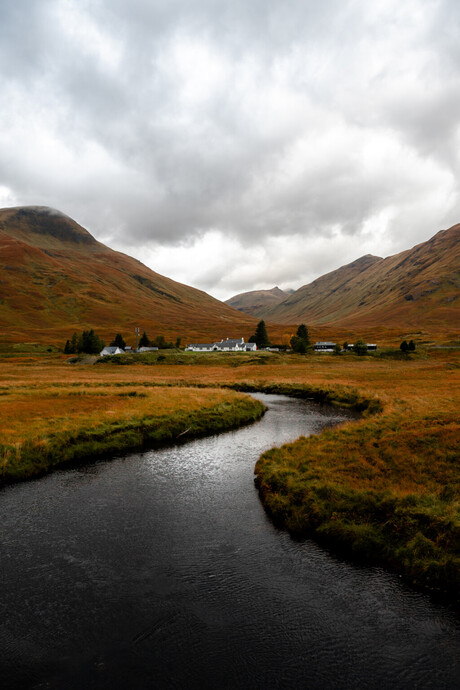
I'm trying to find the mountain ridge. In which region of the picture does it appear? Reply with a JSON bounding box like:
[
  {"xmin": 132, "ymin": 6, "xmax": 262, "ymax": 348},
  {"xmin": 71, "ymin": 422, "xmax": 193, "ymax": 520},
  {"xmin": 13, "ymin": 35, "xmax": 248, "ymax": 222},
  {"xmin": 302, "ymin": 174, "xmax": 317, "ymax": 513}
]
[
  {"xmin": 260, "ymin": 225, "xmax": 460, "ymax": 332},
  {"xmin": 225, "ymin": 286, "xmax": 289, "ymax": 316},
  {"xmin": 0, "ymin": 206, "xmax": 260, "ymax": 344}
]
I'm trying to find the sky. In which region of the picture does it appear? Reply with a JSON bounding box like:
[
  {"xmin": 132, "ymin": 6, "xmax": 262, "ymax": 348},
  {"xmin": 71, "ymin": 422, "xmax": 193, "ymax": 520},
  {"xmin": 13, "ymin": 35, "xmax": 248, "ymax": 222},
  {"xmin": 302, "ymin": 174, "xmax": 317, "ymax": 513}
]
[{"xmin": 0, "ymin": 0, "xmax": 459, "ymax": 301}]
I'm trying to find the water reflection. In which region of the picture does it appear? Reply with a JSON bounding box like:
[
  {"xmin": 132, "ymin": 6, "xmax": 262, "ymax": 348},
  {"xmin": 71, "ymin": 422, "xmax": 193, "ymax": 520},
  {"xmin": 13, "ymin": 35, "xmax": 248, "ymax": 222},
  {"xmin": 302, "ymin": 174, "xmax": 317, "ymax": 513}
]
[{"xmin": 1, "ymin": 394, "xmax": 458, "ymax": 689}]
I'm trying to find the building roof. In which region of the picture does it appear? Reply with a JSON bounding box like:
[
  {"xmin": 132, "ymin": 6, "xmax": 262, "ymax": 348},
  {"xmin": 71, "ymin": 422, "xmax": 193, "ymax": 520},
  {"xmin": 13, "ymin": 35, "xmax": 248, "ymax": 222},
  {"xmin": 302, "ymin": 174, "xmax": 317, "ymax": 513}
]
[
  {"xmin": 101, "ymin": 346, "xmax": 123, "ymax": 354},
  {"xmin": 218, "ymin": 338, "xmax": 244, "ymax": 348}
]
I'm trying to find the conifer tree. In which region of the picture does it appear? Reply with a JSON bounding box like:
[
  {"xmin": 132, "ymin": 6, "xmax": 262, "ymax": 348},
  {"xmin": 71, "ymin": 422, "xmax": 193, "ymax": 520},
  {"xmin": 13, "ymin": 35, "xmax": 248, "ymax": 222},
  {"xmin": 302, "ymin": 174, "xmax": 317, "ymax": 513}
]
[
  {"xmin": 78, "ymin": 329, "xmax": 105, "ymax": 353},
  {"xmin": 296, "ymin": 324, "xmax": 310, "ymax": 345},
  {"xmin": 252, "ymin": 320, "xmax": 270, "ymax": 348},
  {"xmin": 290, "ymin": 323, "xmax": 311, "ymax": 353},
  {"xmin": 70, "ymin": 331, "xmax": 78, "ymax": 353},
  {"xmin": 139, "ymin": 331, "xmax": 150, "ymax": 347},
  {"xmin": 110, "ymin": 333, "xmax": 126, "ymax": 349}
]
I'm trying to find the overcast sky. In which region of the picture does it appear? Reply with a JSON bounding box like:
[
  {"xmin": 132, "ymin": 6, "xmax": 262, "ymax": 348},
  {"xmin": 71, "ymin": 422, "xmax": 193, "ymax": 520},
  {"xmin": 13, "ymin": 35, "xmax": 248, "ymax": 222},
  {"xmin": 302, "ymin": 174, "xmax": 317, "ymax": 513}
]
[{"xmin": 0, "ymin": 0, "xmax": 459, "ymax": 300}]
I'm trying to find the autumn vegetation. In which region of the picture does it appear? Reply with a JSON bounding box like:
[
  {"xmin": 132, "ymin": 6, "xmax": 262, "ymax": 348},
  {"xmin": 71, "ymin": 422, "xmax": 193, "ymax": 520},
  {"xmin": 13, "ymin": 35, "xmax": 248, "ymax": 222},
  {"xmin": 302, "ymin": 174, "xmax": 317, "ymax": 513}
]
[
  {"xmin": 0, "ymin": 345, "xmax": 458, "ymax": 599},
  {"xmin": 0, "ymin": 372, "xmax": 265, "ymax": 483}
]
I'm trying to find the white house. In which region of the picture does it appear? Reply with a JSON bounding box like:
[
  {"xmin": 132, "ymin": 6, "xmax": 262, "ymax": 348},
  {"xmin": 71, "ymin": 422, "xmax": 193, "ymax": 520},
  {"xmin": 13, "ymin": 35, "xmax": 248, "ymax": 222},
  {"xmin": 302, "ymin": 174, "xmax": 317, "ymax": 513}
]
[
  {"xmin": 137, "ymin": 346, "xmax": 159, "ymax": 352},
  {"xmin": 186, "ymin": 337, "xmax": 256, "ymax": 352},
  {"xmin": 346, "ymin": 343, "xmax": 377, "ymax": 351},
  {"xmin": 314, "ymin": 341, "xmax": 336, "ymax": 352},
  {"xmin": 100, "ymin": 346, "xmax": 125, "ymax": 356}
]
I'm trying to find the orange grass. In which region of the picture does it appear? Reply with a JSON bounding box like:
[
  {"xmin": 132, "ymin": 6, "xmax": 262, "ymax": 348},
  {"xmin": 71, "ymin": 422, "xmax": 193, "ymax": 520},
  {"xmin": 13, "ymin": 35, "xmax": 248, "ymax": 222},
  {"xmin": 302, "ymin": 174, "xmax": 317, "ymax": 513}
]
[{"xmin": 0, "ymin": 378, "xmax": 265, "ymax": 483}]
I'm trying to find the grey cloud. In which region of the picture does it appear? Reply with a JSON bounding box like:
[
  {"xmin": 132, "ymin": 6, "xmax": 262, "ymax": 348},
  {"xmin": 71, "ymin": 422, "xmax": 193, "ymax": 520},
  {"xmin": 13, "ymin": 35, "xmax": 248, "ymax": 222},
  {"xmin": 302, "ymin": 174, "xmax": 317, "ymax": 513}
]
[{"xmin": 0, "ymin": 0, "xmax": 459, "ymax": 297}]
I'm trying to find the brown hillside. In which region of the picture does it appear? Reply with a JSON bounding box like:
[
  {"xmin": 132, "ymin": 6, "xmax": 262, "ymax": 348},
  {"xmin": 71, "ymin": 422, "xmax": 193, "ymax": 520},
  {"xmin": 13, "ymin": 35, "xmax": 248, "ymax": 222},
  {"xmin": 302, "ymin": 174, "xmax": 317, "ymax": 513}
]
[
  {"xmin": 225, "ymin": 286, "xmax": 288, "ymax": 316},
  {"xmin": 262, "ymin": 226, "xmax": 460, "ymax": 337},
  {"xmin": 0, "ymin": 206, "xmax": 260, "ymax": 345}
]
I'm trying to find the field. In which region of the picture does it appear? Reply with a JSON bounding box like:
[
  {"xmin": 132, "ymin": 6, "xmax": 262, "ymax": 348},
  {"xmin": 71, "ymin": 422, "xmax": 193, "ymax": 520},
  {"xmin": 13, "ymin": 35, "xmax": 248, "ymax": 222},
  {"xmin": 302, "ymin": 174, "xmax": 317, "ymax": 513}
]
[{"xmin": 0, "ymin": 347, "xmax": 458, "ymax": 598}]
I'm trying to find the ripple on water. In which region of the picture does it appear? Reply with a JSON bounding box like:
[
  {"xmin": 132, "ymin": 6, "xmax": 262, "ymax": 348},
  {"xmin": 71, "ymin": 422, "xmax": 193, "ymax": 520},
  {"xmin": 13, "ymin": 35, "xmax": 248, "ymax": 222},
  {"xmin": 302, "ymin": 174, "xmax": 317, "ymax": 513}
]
[{"xmin": 0, "ymin": 394, "xmax": 458, "ymax": 689}]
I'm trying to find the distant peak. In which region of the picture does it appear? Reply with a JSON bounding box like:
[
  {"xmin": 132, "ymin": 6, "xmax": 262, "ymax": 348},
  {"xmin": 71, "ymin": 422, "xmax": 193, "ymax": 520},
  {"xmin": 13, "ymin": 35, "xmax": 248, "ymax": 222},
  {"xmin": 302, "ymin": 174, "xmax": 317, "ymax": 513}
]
[
  {"xmin": 356, "ymin": 254, "xmax": 382, "ymax": 261},
  {"xmin": 20, "ymin": 205, "xmax": 69, "ymax": 217},
  {"xmin": 0, "ymin": 205, "xmax": 97, "ymax": 246}
]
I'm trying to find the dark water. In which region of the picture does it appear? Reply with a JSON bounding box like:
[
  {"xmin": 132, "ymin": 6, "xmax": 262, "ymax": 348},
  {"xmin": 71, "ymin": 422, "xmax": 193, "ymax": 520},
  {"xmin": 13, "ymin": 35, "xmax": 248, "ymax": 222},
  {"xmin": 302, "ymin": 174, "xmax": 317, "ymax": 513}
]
[{"xmin": 1, "ymin": 394, "xmax": 458, "ymax": 689}]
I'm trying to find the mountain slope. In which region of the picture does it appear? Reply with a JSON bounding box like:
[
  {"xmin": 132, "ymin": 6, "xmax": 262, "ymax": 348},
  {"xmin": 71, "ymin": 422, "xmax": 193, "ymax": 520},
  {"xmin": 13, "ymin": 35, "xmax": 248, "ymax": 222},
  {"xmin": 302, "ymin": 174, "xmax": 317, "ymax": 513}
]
[
  {"xmin": 225, "ymin": 286, "xmax": 289, "ymax": 316},
  {"xmin": 0, "ymin": 206, "xmax": 258, "ymax": 345},
  {"xmin": 262, "ymin": 226, "xmax": 460, "ymax": 332}
]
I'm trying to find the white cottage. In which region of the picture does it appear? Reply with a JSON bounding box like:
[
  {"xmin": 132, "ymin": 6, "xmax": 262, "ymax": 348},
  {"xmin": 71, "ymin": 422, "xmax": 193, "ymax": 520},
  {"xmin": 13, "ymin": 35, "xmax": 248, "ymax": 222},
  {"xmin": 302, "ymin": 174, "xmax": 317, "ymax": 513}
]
[
  {"xmin": 100, "ymin": 346, "xmax": 125, "ymax": 356},
  {"xmin": 186, "ymin": 337, "xmax": 256, "ymax": 352}
]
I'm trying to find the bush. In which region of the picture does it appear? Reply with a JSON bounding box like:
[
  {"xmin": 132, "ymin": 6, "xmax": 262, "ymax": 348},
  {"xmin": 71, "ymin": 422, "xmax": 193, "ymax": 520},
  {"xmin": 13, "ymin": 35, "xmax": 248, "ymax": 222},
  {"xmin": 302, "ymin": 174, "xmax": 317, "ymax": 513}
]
[{"xmin": 353, "ymin": 339, "xmax": 368, "ymax": 356}]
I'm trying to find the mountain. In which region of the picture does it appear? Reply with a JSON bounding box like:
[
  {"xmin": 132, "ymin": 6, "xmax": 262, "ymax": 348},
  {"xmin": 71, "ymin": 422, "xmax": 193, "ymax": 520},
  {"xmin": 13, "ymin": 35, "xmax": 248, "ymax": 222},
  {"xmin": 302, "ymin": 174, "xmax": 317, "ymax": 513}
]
[
  {"xmin": 225, "ymin": 286, "xmax": 290, "ymax": 316},
  {"xmin": 261, "ymin": 225, "xmax": 460, "ymax": 334},
  {"xmin": 0, "ymin": 206, "xmax": 259, "ymax": 345}
]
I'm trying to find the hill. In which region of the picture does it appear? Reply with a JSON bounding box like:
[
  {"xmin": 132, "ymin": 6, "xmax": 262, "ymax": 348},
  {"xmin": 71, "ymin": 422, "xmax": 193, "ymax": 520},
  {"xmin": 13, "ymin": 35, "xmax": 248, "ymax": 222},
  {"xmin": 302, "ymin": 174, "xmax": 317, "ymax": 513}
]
[
  {"xmin": 225, "ymin": 286, "xmax": 289, "ymax": 316},
  {"xmin": 261, "ymin": 226, "xmax": 460, "ymax": 338},
  {"xmin": 0, "ymin": 206, "xmax": 259, "ymax": 346}
]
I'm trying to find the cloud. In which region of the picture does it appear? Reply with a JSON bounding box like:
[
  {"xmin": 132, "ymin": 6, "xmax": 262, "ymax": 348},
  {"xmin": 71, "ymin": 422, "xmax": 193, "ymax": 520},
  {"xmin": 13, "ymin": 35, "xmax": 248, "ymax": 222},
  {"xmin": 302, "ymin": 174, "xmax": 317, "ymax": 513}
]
[{"xmin": 0, "ymin": 0, "xmax": 459, "ymax": 298}]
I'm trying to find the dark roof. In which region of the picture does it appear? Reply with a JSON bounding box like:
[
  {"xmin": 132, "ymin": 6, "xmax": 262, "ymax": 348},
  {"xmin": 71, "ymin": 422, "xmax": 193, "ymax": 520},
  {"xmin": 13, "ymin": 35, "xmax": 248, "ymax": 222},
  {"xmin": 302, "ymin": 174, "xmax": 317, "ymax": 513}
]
[{"xmin": 218, "ymin": 338, "xmax": 244, "ymax": 347}]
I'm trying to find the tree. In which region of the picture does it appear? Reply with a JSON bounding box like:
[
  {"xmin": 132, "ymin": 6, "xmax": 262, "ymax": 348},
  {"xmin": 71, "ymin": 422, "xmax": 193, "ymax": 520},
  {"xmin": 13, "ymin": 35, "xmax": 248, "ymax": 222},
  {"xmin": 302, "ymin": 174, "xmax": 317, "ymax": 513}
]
[
  {"xmin": 110, "ymin": 333, "xmax": 126, "ymax": 349},
  {"xmin": 70, "ymin": 332, "xmax": 78, "ymax": 353},
  {"xmin": 77, "ymin": 329, "xmax": 105, "ymax": 354},
  {"xmin": 64, "ymin": 332, "xmax": 78, "ymax": 354},
  {"xmin": 290, "ymin": 323, "xmax": 311, "ymax": 353},
  {"xmin": 175, "ymin": 337, "xmax": 182, "ymax": 349},
  {"xmin": 296, "ymin": 324, "xmax": 310, "ymax": 346},
  {"xmin": 152, "ymin": 335, "xmax": 173, "ymax": 349},
  {"xmin": 353, "ymin": 338, "xmax": 368, "ymax": 356},
  {"xmin": 333, "ymin": 343, "xmax": 342, "ymax": 355},
  {"xmin": 408, "ymin": 339, "xmax": 416, "ymax": 351},
  {"xmin": 251, "ymin": 320, "xmax": 270, "ymax": 348},
  {"xmin": 343, "ymin": 341, "xmax": 349, "ymax": 351},
  {"xmin": 400, "ymin": 340, "xmax": 409, "ymax": 353},
  {"xmin": 139, "ymin": 331, "xmax": 150, "ymax": 347}
]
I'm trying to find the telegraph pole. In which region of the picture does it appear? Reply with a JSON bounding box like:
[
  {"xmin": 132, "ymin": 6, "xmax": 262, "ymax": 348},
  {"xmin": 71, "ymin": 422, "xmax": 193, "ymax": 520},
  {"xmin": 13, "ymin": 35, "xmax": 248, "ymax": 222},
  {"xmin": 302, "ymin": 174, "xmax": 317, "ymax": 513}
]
[{"xmin": 135, "ymin": 327, "xmax": 140, "ymax": 351}]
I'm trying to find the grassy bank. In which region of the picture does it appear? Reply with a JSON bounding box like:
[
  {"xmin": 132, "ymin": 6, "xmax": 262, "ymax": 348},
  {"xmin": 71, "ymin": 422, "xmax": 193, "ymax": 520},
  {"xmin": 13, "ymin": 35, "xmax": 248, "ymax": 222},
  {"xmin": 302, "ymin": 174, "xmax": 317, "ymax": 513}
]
[
  {"xmin": 224, "ymin": 381, "xmax": 383, "ymax": 415},
  {"xmin": 255, "ymin": 407, "xmax": 459, "ymax": 600},
  {"xmin": 0, "ymin": 385, "xmax": 265, "ymax": 484}
]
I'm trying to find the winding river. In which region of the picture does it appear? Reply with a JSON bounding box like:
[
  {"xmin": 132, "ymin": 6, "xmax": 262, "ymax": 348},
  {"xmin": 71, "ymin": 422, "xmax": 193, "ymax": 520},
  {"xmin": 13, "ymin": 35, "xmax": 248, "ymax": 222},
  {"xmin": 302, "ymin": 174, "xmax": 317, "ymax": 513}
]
[{"xmin": 1, "ymin": 393, "xmax": 458, "ymax": 689}]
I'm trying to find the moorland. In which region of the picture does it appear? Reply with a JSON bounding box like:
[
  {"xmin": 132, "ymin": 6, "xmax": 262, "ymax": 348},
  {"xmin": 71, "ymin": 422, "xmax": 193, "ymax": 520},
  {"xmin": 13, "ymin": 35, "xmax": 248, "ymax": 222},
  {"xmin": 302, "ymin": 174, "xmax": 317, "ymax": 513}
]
[{"xmin": 0, "ymin": 346, "xmax": 458, "ymax": 600}]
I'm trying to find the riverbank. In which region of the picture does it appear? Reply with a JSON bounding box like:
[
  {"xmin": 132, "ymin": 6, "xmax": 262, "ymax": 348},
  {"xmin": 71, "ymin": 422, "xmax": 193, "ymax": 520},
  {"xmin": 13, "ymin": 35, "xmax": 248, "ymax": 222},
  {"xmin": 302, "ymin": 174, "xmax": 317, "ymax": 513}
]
[
  {"xmin": 0, "ymin": 385, "xmax": 265, "ymax": 485},
  {"xmin": 255, "ymin": 411, "xmax": 458, "ymax": 600}
]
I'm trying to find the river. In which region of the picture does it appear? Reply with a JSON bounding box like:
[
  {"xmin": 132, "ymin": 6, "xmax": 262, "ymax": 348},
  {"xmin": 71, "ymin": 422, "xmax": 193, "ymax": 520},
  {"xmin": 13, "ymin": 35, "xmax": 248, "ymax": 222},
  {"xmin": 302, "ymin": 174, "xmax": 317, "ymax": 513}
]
[{"xmin": 1, "ymin": 393, "xmax": 458, "ymax": 689}]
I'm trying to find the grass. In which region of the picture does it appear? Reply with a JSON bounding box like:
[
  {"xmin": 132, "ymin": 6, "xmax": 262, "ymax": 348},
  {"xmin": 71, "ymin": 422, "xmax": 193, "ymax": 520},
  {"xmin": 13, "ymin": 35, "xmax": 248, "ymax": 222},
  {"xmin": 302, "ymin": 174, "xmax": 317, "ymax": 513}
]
[
  {"xmin": 255, "ymin": 413, "xmax": 458, "ymax": 598},
  {"xmin": 0, "ymin": 348, "xmax": 458, "ymax": 598},
  {"xmin": 0, "ymin": 384, "xmax": 265, "ymax": 484}
]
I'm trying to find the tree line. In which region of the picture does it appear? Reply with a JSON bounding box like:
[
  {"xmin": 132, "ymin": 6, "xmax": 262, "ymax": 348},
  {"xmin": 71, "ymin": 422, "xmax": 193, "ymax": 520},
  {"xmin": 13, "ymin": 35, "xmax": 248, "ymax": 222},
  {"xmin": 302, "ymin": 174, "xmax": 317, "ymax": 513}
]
[{"xmin": 64, "ymin": 330, "xmax": 182, "ymax": 354}]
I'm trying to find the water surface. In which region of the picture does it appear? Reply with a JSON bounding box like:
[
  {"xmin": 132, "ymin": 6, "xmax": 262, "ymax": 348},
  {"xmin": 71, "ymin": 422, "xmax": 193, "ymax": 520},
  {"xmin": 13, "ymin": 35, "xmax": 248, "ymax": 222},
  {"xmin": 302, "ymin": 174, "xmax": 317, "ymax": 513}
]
[{"xmin": 1, "ymin": 394, "xmax": 458, "ymax": 689}]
